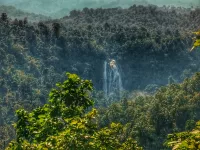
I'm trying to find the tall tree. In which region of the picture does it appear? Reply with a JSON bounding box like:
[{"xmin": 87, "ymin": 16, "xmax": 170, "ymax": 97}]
[{"xmin": 6, "ymin": 73, "xmax": 142, "ymax": 150}]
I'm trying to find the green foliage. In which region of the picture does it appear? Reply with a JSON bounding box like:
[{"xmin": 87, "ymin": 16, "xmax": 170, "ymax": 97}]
[
  {"xmin": 98, "ymin": 72, "xmax": 200, "ymax": 149},
  {"xmin": 12, "ymin": 44, "xmax": 25, "ymax": 53},
  {"xmin": 165, "ymin": 121, "xmax": 200, "ymax": 150},
  {"xmin": 0, "ymin": 5, "xmax": 200, "ymax": 150},
  {"xmin": 6, "ymin": 73, "xmax": 142, "ymax": 150},
  {"xmin": 190, "ymin": 31, "xmax": 200, "ymax": 51},
  {"xmin": 49, "ymin": 73, "xmax": 93, "ymax": 109},
  {"xmin": 185, "ymin": 120, "xmax": 196, "ymax": 131}
]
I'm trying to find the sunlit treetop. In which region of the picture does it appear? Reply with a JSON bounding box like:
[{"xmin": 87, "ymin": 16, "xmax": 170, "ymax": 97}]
[
  {"xmin": 6, "ymin": 73, "xmax": 142, "ymax": 150},
  {"xmin": 190, "ymin": 31, "xmax": 200, "ymax": 52},
  {"xmin": 165, "ymin": 121, "xmax": 200, "ymax": 150}
]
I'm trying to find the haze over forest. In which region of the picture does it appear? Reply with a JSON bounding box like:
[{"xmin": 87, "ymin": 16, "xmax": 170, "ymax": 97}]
[
  {"xmin": 0, "ymin": 0, "xmax": 199, "ymax": 18},
  {"xmin": 1, "ymin": 0, "xmax": 200, "ymax": 149}
]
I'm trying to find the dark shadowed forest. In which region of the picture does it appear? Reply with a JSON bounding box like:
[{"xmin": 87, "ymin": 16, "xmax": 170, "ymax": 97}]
[{"xmin": 0, "ymin": 3, "xmax": 200, "ymax": 150}]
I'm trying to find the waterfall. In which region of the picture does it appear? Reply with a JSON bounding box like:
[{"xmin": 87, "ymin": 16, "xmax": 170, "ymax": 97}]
[
  {"xmin": 103, "ymin": 59, "xmax": 123, "ymax": 99},
  {"xmin": 103, "ymin": 61, "xmax": 107, "ymax": 96}
]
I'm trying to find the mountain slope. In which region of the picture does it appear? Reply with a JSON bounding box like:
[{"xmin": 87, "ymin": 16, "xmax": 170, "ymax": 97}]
[
  {"xmin": 0, "ymin": 5, "xmax": 50, "ymax": 22},
  {"xmin": 1, "ymin": 0, "xmax": 199, "ymax": 18},
  {"xmin": 0, "ymin": 5, "xmax": 200, "ymax": 149}
]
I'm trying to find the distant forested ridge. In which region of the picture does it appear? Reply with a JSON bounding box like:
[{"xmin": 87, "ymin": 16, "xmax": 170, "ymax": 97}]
[
  {"xmin": 0, "ymin": 4, "xmax": 200, "ymax": 149},
  {"xmin": 1, "ymin": 0, "xmax": 200, "ymax": 18},
  {"xmin": 0, "ymin": 5, "xmax": 50, "ymax": 22}
]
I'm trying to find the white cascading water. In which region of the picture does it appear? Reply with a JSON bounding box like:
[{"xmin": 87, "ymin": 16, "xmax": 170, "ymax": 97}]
[
  {"xmin": 103, "ymin": 59, "xmax": 123, "ymax": 99},
  {"xmin": 103, "ymin": 61, "xmax": 108, "ymax": 96}
]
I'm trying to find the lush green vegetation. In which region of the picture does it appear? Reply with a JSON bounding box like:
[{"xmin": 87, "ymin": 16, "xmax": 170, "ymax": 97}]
[
  {"xmin": 165, "ymin": 121, "xmax": 200, "ymax": 149},
  {"xmin": 162, "ymin": 32, "xmax": 200, "ymax": 150},
  {"xmin": 97, "ymin": 72, "xmax": 200, "ymax": 149},
  {"xmin": 191, "ymin": 31, "xmax": 200, "ymax": 51},
  {"xmin": 6, "ymin": 73, "xmax": 142, "ymax": 150},
  {"xmin": 5, "ymin": 71, "xmax": 200, "ymax": 149},
  {"xmin": 0, "ymin": 4, "xmax": 200, "ymax": 150}
]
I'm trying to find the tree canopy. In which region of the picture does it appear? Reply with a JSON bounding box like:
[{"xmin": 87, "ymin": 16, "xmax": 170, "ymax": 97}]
[
  {"xmin": 6, "ymin": 73, "xmax": 142, "ymax": 150},
  {"xmin": 165, "ymin": 121, "xmax": 200, "ymax": 149},
  {"xmin": 190, "ymin": 31, "xmax": 200, "ymax": 51},
  {"xmin": 0, "ymin": 5, "xmax": 200, "ymax": 150}
]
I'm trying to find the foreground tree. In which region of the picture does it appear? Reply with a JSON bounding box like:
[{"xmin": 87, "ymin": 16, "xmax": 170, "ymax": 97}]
[
  {"xmin": 6, "ymin": 73, "xmax": 142, "ymax": 150},
  {"xmin": 190, "ymin": 31, "xmax": 200, "ymax": 51},
  {"xmin": 165, "ymin": 121, "xmax": 200, "ymax": 150}
]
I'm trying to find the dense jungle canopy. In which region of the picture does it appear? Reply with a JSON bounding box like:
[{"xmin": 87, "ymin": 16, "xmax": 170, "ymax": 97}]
[{"xmin": 0, "ymin": 3, "xmax": 200, "ymax": 150}]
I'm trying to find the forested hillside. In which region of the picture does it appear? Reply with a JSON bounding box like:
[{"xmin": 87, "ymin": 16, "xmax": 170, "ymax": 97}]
[
  {"xmin": 0, "ymin": 4, "xmax": 200, "ymax": 149},
  {"xmin": 98, "ymin": 72, "xmax": 200, "ymax": 149},
  {"xmin": 0, "ymin": 5, "xmax": 50, "ymax": 22},
  {"xmin": 4, "ymin": 69, "xmax": 200, "ymax": 149},
  {"xmin": 1, "ymin": 0, "xmax": 199, "ymax": 18},
  {"xmin": 55, "ymin": 5, "xmax": 200, "ymax": 90}
]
